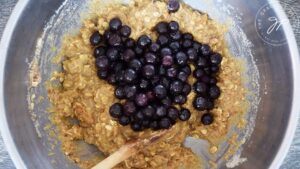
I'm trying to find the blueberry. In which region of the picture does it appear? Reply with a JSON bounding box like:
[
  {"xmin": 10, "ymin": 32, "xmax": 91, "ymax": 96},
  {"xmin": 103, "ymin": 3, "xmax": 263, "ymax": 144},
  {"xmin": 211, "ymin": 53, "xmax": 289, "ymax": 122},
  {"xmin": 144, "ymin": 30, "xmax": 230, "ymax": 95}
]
[
  {"xmin": 173, "ymin": 94, "xmax": 187, "ymax": 105},
  {"xmin": 201, "ymin": 113, "xmax": 214, "ymax": 125},
  {"xmin": 170, "ymin": 80, "xmax": 183, "ymax": 95},
  {"xmin": 115, "ymin": 86, "xmax": 125, "ymax": 99},
  {"xmin": 135, "ymin": 111, "xmax": 145, "ymax": 121},
  {"xmin": 187, "ymin": 48, "xmax": 198, "ymax": 62},
  {"xmin": 209, "ymin": 77, "xmax": 217, "ymax": 85},
  {"xmin": 193, "ymin": 81, "xmax": 208, "ymax": 95},
  {"xmin": 168, "ymin": 107, "xmax": 179, "ymax": 121},
  {"xmin": 197, "ymin": 57, "xmax": 208, "ymax": 68},
  {"xmin": 162, "ymin": 97, "xmax": 172, "ymax": 107},
  {"xmin": 210, "ymin": 53, "xmax": 222, "ymax": 65},
  {"xmin": 139, "ymin": 79, "xmax": 150, "ymax": 90},
  {"xmin": 144, "ymin": 52, "xmax": 157, "ymax": 64},
  {"xmin": 134, "ymin": 46, "xmax": 144, "ymax": 56},
  {"xmin": 96, "ymin": 56, "xmax": 109, "ymax": 69},
  {"xmin": 154, "ymin": 85, "xmax": 167, "ymax": 99},
  {"xmin": 156, "ymin": 106, "xmax": 167, "ymax": 117},
  {"xmin": 109, "ymin": 17, "xmax": 122, "ymax": 31},
  {"xmin": 115, "ymin": 70, "xmax": 125, "ymax": 83},
  {"xmin": 206, "ymin": 100, "xmax": 214, "ymax": 110},
  {"xmin": 157, "ymin": 34, "xmax": 169, "ymax": 46},
  {"xmin": 177, "ymin": 71, "xmax": 188, "ymax": 82},
  {"xmin": 124, "ymin": 85, "xmax": 137, "ymax": 100},
  {"xmin": 94, "ymin": 46, "xmax": 106, "ymax": 57},
  {"xmin": 167, "ymin": 67, "xmax": 178, "ymax": 78},
  {"xmin": 182, "ymin": 83, "xmax": 192, "ymax": 95},
  {"xmin": 211, "ymin": 66, "xmax": 220, "ymax": 73},
  {"xmin": 170, "ymin": 31, "xmax": 182, "ymax": 41},
  {"xmin": 142, "ymin": 120, "xmax": 150, "ymax": 128},
  {"xmin": 201, "ymin": 75, "xmax": 211, "ymax": 84},
  {"xmin": 155, "ymin": 22, "xmax": 169, "ymax": 34},
  {"xmin": 159, "ymin": 118, "xmax": 172, "ymax": 129},
  {"xmin": 112, "ymin": 62, "xmax": 124, "ymax": 73},
  {"xmin": 169, "ymin": 41, "xmax": 180, "ymax": 53},
  {"xmin": 142, "ymin": 105, "xmax": 155, "ymax": 118},
  {"xmin": 106, "ymin": 47, "xmax": 119, "ymax": 61},
  {"xmin": 182, "ymin": 39, "xmax": 193, "ymax": 48},
  {"xmin": 150, "ymin": 121, "xmax": 159, "ymax": 130},
  {"xmin": 193, "ymin": 42, "xmax": 202, "ymax": 53},
  {"xmin": 142, "ymin": 64, "xmax": 156, "ymax": 79},
  {"xmin": 182, "ymin": 33, "xmax": 193, "ymax": 40},
  {"xmin": 123, "ymin": 49, "xmax": 135, "ymax": 62},
  {"xmin": 135, "ymin": 93, "xmax": 149, "ymax": 107},
  {"xmin": 108, "ymin": 34, "xmax": 122, "ymax": 46},
  {"xmin": 159, "ymin": 77, "xmax": 171, "ymax": 88},
  {"xmin": 109, "ymin": 103, "xmax": 123, "ymax": 118},
  {"xmin": 123, "ymin": 101, "xmax": 136, "ymax": 115},
  {"xmin": 104, "ymin": 30, "xmax": 112, "ymax": 40},
  {"xmin": 125, "ymin": 38, "xmax": 135, "ymax": 48},
  {"xmin": 160, "ymin": 47, "xmax": 172, "ymax": 56},
  {"xmin": 149, "ymin": 43, "xmax": 161, "ymax": 53},
  {"xmin": 168, "ymin": 0, "xmax": 180, "ymax": 13},
  {"xmin": 169, "ymin": 21, "xmax": 179, "ymax": 32},
  {"xmin": 124, "ymin": 69, "xmax": 137, "ymax": 83},
  {"xmin": 128, "ymin": 59, "xmax": 142, "ymax": 72},
  {"xmin": 209, "ymin": 85, "xmax": 221, "ymax": 99},
  {"xmin": 120, "ymin": 25, "xmax": 131, "ymax": 37},
  {"xmin": 119, "ymin": 115, "xmax": 130, "ymax": 126},
  {"xmin": 107, "ymin": 74, "xmax": 117, "ymax": 85},
  {"xmin": 175, "ymin": 52, "xmax": 188, "ymax": 66},
  {"xmin": 90, "ymin": 31, "xmax": 103, "ymax": 46},
  {"xmin": 193, "ymin": 68, "xmax": 205, "ymax": 79},
  {"xmin": 131, "ymin": 122, "xmax": 142, "ymax": 131},
  {"xmin": 97, "ymin": 69, "xmax": 108, "ymax": 79},
  {"xmin": 162, "ymin": 55, "xmax": 174, "ymax": 67},
  {"xmin": 137, "ymin": 35, "xmax": 152, "ymax": 48},
  {"xmin": 179, "ymin": 108, "xmax": 191, "ymax": 121},
  {"xmin": 181, "ymin": 66, "xmax": 191, "ymax": 75},
  {"xmin": 200, "ymin": 44, "xmax": 212, "ymax": 56},
  {"xmin": 193, "ymin": 96, "xmax": 208, "ymax": 111}
]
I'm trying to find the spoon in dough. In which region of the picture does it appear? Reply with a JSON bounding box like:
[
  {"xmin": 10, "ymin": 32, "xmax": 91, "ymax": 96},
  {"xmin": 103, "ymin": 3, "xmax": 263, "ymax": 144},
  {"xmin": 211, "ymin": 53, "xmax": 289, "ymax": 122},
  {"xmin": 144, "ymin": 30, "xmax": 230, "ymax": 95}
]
[{"xmin": 91, "ymin": 130, "xmax": 168, "ymax": 169}]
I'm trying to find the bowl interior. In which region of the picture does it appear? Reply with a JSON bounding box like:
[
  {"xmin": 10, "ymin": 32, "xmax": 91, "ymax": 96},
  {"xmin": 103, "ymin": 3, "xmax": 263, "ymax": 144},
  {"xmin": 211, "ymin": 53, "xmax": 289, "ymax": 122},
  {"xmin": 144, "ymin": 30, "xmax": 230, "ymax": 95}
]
[{"xmin": 2, "ymin": 0, "xmax": 296, "ymax": 169}]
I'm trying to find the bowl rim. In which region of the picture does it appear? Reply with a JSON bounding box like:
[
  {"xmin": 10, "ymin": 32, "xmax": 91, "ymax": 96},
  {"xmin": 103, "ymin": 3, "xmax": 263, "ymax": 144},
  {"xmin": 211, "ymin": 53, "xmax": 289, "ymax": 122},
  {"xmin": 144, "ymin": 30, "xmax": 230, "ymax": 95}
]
[{"xmin": 0, "ymin": 1, "xmax": 299, "ymax": 169}]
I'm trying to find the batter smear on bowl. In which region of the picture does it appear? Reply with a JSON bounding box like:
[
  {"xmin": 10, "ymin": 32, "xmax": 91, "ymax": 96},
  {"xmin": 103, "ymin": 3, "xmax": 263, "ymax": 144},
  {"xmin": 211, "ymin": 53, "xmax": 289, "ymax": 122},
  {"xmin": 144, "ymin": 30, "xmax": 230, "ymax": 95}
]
[{"xmin": 47, "ymin": 0, "xmax": 248, "ymax": 168}]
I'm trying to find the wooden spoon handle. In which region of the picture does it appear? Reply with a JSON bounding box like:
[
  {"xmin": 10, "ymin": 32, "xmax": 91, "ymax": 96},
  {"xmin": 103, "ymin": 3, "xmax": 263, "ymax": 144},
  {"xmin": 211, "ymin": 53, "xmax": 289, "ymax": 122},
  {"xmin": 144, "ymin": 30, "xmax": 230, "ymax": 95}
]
[{"xmin": 91, "ymin": 130, "xmax": 167, "ymax": 169}]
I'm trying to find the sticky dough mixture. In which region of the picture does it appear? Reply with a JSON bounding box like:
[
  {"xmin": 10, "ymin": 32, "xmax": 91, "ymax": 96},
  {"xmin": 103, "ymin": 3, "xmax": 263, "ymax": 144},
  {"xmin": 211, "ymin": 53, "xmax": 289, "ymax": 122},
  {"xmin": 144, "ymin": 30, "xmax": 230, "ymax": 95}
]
[{"xmin": 47, "ymin": 0, "xmax": 247, "ymax": 168}]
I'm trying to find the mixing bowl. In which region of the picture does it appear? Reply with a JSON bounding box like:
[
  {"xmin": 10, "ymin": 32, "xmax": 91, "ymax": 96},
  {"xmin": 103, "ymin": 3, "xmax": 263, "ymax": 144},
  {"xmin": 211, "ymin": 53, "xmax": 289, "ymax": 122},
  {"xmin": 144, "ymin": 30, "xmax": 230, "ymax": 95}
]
[{"xmin": 0, "ymin": 0, "xmax": 299, "ymax": 169}]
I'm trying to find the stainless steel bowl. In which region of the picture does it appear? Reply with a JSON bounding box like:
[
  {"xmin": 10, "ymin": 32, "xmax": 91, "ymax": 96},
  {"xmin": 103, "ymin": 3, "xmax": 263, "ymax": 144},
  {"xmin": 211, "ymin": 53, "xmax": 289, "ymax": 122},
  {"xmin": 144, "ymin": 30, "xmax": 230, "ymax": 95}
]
[{"xmin": 0, "ymin": 0, "xmax": 299, "ymax": 169}]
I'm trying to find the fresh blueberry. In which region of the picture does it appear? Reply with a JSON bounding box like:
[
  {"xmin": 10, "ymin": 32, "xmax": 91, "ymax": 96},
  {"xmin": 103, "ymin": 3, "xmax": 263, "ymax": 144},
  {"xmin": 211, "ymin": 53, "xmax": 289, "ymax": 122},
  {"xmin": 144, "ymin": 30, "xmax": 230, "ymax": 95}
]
[
  {"xmin": 193, "ymin": 81, "xmax": 208, "ymax": 95},
  {"xmin": 159, "ymin": 118, "xmax": 172, "ymax": 129},
  {"xmin": 175, "ymin": 52, "xmax": 188, "ymax": 66},
  {"xmin": 170, "ymin": 31, "xmax": 181, "ymax": 41},
  {"xmin": 109, "ymin": 17, "xmax": 122, "ymax": 31},
  {"xmin": 179, "ymin": 108, "xmax": 191, "ymax": 121},
  {"xmin": 96, "ymin": 56, "xmax": 109, "ymax": 69},
  {"xmin": 135, "ymin": 93, "xmax": 149, "ymax": 107},
  {"xmin": 182, "ymin": 83, "xmax": 192, "ymax": 95},
  {"xmin": 167, "ymin": 67, "xmax": 178, "ymax": 78},
  {"xmin": 149, "ymin": 43, "xmax": 161, "ymax": 53},
  {"xmin": 124, "ymin": 69, "xmax": 137, "ymax": 83},
  {"xmin": 109, "ymin": 103, "xmax": 123, "ymax": 118},
  {"xmin": 200, "ymin": 44, "xmax": 212, "ymax": 56},
  {"xmin": 97, "ymin": 69, "xmax": 108, "ymax": 79},
  {"xmin": 137, "ymin": 35, "xmax": 152, "ymax": 48},
  {"xmin": 157, "ymin": 34, "xmax": 169, "ymax": 46},
  {"xmin": 123, "ymin": 101, "xmax": 136, "ymax": 115},
  {"xmin": 123, "ymin": 49, "xmax": 135, "ymax": 62},
  {"xmin": 187, "ymin": 48, "xmax": 198, "ymax": 62},
  {"xmin": 124, "ymin": 85, "xmax": 137, "ymax": 100},
  {"xmin": 170, "ymin": 80, "xmax": 183, "ymax": 95},
  {"xmin": 142, "ymin": 64, "xmax": 156, "ymax": 79},
  {"xmin": 108, "ymin": 34, "xmax": 122, "ymax": 46},
  {"xmin": 156, "ymin": 106, "xmax": 167, "ymax": 117},
  {"xmin": 173, "ymin": 94, "xmax": 187, "ymax": 105},
  {"xmin": 154, "ymin": 85, "xmax": 167, "ymax": 99},
  {"xmin": 162, "ymin": 55, "xmax": 174, "ymax": 67},
  {"xmin": 119, "ymin": 115, "xmax": 130, "ymax": 126},
  {"xmin": 193, "ymin": 96, "xmax": 208, "ymax": 111},
  {"xmin": 128, "ymin": 59, "xmax": 142, "ymax": 72},
  {"xmin": 182, "ymin": 33, "xmax": 193, "ymax": 40},
  {"xmin": 177, "ymin": 71, "xmax": 188, "ymax": 82},
  {"xmin": 115, "ymin": 86, "xmax": 125, "ymax": 99},
  {"xmin": 144, "ymin": 52, "xmax": 157, "ymax": 64},
  {"xmin": 106, "ymin": 47, "xmax": 119, "ymax": 61},
  {"xmin": 210, "ymin": 53, "xmax": 222, "ymax": 65},
  {"xmin": 209, "ymin": 85, "xmax": 221, "ymax": 99},
  {"xmin": 201, "ymin": 113, "xmax": 214, "ymax": 125},
  {"xmin": 125, "ymin": 38, "xmax": 135, "ymax": 48},
  {"xmin": 90, "ymin": 31, "xmax": 103, "ymax": 46},
  {"xmin": 155, "ymin": 21, "xmax": 169, "ymax": 34},
  {"xmin": 94, "ymin": 46, "xmax": 106, "ymax": 57},
  {"xmin": 167, "ymin": 107, "xmax": 179, "ymax": 121},
  {"xmin": 169, "ymin": 21, "xmax": 179, "ymax": 32},
  {"xmin": 142, "ymin": 105, "xmax": 155, "ymax": 118},
  {"xmin": 120, "ymin": 25, "xmax": 131, "ymax": 37},
  {"xmin": 168, "ymin": 0, "xmax": 180, "ymax": 13},
  {"xmin": 131, "ymin": 122, "xmax": 142, "ymax": 131},
  {"xmin": 193, "ymin": 68, "xmax": 205, "ymax": 79}
]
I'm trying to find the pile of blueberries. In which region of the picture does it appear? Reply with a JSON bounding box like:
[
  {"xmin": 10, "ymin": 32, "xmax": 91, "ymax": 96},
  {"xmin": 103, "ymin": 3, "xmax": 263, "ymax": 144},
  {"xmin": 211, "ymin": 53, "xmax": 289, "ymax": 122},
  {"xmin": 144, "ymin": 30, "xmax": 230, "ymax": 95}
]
[{"xmin": 90, "ymin": 17, "xmax": 222, "ymax": 131}]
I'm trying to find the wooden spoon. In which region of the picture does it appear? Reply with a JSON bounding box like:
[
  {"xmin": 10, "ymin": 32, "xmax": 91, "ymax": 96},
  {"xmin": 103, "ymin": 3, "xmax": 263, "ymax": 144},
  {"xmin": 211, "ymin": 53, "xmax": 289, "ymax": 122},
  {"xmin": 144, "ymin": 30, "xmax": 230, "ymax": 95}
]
[{"xmin": 91, "ymin": 130, "xmax": 167, "ymax": 169}]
